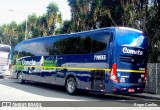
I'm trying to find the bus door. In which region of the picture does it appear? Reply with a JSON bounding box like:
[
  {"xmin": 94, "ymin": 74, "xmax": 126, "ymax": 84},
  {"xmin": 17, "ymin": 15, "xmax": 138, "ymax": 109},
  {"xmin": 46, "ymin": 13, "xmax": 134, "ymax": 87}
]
[{"xmin": 114, "ymin": 29, "xmax": 147, "ymax": 90}]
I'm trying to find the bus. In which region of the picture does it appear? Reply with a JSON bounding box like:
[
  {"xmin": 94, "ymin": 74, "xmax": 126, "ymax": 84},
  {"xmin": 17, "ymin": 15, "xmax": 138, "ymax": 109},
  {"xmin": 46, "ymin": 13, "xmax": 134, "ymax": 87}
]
[
  {"xmin": 0, "ymin": 44, "xmax": 12, "ymax": 77},
  {"xmin": 12, "ymin": 27, "xmax": 148, "ymax": 95}
]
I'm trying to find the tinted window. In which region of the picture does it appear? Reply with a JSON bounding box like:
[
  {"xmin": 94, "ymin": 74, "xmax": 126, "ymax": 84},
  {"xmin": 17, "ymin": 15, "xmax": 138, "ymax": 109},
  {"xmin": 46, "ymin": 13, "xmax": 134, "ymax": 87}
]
[
  {"xmin": 47, "ymin": 32, "xmax": 112, "ymax": 55},
  {"xmin": 117, "ymin": 30, "xmax": 147, "ymax": 48},
  {"xmin": 15, "ymin": 31, "xmax": 113, "ymax": 57},
  {"xmin": 44, "ymin": 38, "xmax": 59, "ymax": 55},
  {"xmin": 0, "ymin": 46, "xmax": 10, "ymax": 52},
  {"xmin": 18, "ymin": 41, "xmax": 48, "ymax": 57}
]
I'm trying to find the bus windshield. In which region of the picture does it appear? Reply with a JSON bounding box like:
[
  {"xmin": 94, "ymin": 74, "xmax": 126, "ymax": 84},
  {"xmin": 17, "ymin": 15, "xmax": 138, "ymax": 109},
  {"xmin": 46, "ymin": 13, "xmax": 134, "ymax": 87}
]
[
  {"xmin": 0, "ymin": 46, "xmax": 10, "ymax": 53},
  {"xmin": 117, "ymin": 29, "xmax": 147, "ymax": 48}
]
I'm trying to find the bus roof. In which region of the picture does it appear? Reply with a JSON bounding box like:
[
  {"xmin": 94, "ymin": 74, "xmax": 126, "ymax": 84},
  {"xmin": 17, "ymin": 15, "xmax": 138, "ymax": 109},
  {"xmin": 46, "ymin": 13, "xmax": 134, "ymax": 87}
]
[
  {"xmin": 116, "ymin": 27, "xmax": 143, "ymax": 33},
  {"xmin": 19, "ymin": 27, "xmax": 142, "ymax": 44}
]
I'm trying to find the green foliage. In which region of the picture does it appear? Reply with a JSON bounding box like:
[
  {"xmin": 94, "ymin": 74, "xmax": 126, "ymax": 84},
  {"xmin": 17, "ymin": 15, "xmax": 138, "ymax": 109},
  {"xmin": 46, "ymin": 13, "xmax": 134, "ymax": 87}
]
[
  {"xmin": 146, "ymin": 0, "xmax": 160, "ymax": 62},
  {"xmin": 59, "ymin": 20, "xmax": 74, "ymax": 34},
  {"xmin": 0, "ymin": 0, "xmax": 159, "ymax": 62},
  {"xmin": 47, "ymin": 2, "xmax": 59, "ymax": 14},
  {"xmin": 0, "ymin": 2, "xmax": 62, "ymax": 49}
]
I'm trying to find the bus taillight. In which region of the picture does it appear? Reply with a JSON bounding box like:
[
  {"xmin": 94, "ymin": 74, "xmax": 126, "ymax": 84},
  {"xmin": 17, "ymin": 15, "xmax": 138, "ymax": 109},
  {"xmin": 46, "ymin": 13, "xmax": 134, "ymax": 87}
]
[
  {"xmin": 110, "ymin": 63, "xmax": 118, "ymax": 82},
  {"xmin": 144, "ymin": 66, "xmax": 147, "ymax": 83},
  {"xmin": 128, "ymin": 88, "xmax": 135, "ymax": 92}
]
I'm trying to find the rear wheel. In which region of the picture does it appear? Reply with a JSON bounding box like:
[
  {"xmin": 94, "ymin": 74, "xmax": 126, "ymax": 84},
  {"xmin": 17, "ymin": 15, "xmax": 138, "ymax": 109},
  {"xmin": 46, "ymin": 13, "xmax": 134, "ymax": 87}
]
[
  {"xmin": 66, "ymin": 77, "xmax": 77, "ymax": 95},
  {"xmin": 17, "ymin": 73, "xmax": 25, "ymax": 84}
]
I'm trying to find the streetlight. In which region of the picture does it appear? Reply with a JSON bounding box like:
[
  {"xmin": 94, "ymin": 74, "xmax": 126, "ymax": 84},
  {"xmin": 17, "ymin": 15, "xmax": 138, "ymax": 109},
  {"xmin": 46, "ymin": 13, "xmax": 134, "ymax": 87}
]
[
  {"xmin": 9, "ymin": 9, "xmax": 28, "ymax": 40},
  {"xmin": 25, "ymin": 19, "xmax": 28, "ymax": 40}
]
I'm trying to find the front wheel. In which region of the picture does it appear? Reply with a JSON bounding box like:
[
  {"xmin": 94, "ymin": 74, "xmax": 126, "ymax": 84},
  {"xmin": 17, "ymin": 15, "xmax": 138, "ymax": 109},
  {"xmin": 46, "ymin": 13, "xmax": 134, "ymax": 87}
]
[
  {"xmin": 66, "ymin": 77, "xmax": 77, "ymax": 95},
  {"xmin": 17, "ymin": 73, "xmax": 25, "ymax": 84}
]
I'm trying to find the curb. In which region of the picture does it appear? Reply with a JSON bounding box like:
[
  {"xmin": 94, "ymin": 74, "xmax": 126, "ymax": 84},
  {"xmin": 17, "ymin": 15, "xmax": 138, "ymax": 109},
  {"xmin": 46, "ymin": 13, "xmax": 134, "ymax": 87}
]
[{"xmin": 131, "ymin": 93, "xmax": 160, "ymax": 100}]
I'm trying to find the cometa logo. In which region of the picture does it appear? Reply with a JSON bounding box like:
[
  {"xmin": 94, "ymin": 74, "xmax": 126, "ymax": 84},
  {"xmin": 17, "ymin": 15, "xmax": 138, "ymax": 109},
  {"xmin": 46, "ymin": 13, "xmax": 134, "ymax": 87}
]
[
  {"xmin": 22, "ymin": 59, "xmax": 36, "ymax": 66},
  {"xmin": 122, "ymin": 47, "xmax": 143, "ymax": 55}
]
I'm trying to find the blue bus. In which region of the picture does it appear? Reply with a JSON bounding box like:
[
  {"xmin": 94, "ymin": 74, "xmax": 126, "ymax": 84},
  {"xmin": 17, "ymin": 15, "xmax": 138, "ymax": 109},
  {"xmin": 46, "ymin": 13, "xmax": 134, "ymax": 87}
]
[{"xmin": 12, "ymin": 27, "xmax": 148, "ymax": 95}]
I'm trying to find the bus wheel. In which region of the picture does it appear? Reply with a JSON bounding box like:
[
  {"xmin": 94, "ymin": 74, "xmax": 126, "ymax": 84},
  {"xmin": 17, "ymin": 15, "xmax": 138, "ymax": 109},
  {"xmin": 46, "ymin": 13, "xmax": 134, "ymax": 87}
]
[
  {"xmin": 66, "ymin": 77, "xmax": 77, "ymax": 95},
  {"xmin": 17, "ymin": 73, "xmax": 25, "ymax": 84}
]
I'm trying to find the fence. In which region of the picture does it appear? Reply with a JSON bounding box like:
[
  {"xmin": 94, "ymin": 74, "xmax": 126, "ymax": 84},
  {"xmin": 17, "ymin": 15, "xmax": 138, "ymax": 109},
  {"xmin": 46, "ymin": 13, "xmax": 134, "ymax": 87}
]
[{"xmin": 144, "ymin": 63, "xmax": 160, "ymax": 94}]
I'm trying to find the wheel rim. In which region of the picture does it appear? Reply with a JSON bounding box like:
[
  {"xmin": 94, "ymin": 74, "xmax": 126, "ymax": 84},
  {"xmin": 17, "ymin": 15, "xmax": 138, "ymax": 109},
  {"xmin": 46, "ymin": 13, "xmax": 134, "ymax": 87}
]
[
  {"xmin": 18, "ymin": 74, "xmax": 22, "ymax": 82},
  {"xmin": 67, "ymin": 80, "xmax": 75, "ymax": 93}
]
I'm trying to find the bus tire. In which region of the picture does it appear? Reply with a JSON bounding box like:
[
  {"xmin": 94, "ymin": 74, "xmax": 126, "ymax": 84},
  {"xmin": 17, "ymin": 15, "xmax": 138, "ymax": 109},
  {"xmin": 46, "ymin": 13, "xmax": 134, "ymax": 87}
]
[
  {"xmin": 17, "ymin": 72, "xmax": 25, "ymax": 84},
  {"xmin": 66, "ymin": 77, "xmax": 77, "ymax": 95}
]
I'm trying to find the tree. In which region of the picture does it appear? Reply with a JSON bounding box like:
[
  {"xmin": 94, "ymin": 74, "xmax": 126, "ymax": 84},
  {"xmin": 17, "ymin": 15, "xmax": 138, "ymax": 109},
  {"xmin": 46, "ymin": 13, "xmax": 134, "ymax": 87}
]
[
  {"xmin": 59, "ymin": 20, "xmax": 74, "ymax": 34},
  {"xmin": 68, "ymin": 0, "xmax": 80, "ymax": 31},
  {"xmin": 27, "ymin": 13, "xmax": 38, "ymax": 38},
  {"xmin": 146, "ymin": 0, "xmax": 160, "ymax": 62},
  {"xmin": 67, "ymin": 0, "xmax": 123, "ymax": 31},
  {"xmin": 37, "ymin": 14, "xmax": 48, "ymax": 36},
  {"xmin": 0, "ymin": 22, "xmax": 18, "ymax": 47},
  {"xmin": 46, "ymin": 2, "xmax": 62, "ymax": 35}
]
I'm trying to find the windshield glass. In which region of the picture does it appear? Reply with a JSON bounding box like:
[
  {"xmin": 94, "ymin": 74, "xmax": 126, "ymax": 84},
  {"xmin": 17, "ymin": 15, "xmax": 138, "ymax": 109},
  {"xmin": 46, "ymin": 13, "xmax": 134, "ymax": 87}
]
[
  {"xmin": 0, "ymin": 46, "xmax": 10, "ymax": 52},
  {"xmin": 117, "ymin": 29, "xmax": 147, "ymax": 48}
]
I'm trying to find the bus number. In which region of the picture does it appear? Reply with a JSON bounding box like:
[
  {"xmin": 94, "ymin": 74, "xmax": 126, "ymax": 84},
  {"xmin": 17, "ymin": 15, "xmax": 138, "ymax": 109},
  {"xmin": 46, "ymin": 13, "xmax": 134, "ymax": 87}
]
[{"xmin": 94, "ymin": 55, "xmax": 106, "ymax": 60}]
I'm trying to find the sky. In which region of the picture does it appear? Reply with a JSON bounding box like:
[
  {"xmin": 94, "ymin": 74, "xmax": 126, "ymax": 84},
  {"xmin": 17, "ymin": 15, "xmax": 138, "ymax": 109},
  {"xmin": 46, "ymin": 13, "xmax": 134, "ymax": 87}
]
[{"xmin": 0, "ymin": 0, "xmax": 71, "ymax": 25}]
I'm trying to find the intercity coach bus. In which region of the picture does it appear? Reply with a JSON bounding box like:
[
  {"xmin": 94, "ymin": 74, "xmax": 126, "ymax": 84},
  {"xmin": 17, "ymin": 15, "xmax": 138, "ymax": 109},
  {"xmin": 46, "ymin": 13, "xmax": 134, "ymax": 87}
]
[
  {"xmin": 0, "ymin": 44, "xmax": 12, "ymax": 77},
  {"xmin": 12, "ymin": 27, "xmax": 148, "ymax": 95}
]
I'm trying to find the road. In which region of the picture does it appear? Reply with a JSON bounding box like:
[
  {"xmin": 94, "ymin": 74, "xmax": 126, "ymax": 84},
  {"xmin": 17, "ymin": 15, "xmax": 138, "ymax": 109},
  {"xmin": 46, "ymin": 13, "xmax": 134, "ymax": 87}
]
[{"xmin": 0, "ymin": 77, "xmax": 160, "ymax": 110}]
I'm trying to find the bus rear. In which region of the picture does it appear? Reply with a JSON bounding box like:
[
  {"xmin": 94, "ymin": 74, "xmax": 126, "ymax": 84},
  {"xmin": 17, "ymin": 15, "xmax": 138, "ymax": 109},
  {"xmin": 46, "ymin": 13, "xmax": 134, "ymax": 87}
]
[{"xmin": 108, "ymin": 27, "xmax": 147, "ymax": 94}]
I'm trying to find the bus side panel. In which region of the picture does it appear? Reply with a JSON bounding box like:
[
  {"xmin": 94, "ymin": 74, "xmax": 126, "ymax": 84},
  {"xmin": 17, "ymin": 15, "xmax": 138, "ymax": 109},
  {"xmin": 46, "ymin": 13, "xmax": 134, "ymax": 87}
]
[
  {"xmin": 15, "ymin": 56, "xmax": 42, "ymax": 82},
  {"xmin": 60, "ymin": 54, "xmax": 109, "ymax": 92}
]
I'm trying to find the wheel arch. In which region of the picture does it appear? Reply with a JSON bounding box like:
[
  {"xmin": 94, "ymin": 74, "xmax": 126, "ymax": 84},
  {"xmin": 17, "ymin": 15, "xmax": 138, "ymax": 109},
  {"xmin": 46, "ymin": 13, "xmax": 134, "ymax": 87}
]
[
  {"xmin": 16, "ymin": 70, "xmax": 23, "ymax": 79},
  {"xmin": 64, "ymin": 72, "xmax": 77, "ymax": 87}
]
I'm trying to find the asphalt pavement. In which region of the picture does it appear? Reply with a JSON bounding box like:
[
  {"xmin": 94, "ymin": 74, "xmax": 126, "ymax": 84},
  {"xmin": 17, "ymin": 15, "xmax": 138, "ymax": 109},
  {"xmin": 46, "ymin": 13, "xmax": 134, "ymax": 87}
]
[{"xmin": 0, "ymin": 76, "xmax": 160, "ymax": 110}]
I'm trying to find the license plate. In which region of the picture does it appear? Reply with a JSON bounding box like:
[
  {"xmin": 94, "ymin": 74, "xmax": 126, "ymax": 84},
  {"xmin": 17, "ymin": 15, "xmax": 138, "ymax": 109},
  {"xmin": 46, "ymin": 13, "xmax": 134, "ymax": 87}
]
[{"xmin": 128, "ymin": 88, "xmax": 135, "ymax": 92}]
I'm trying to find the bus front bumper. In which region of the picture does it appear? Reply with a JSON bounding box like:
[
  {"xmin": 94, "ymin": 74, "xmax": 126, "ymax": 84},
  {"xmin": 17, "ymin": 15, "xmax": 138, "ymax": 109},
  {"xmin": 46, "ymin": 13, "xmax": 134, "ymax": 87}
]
[{"xmin": 0, "ymin": 66, "xmax": 11, "ymax": 76}]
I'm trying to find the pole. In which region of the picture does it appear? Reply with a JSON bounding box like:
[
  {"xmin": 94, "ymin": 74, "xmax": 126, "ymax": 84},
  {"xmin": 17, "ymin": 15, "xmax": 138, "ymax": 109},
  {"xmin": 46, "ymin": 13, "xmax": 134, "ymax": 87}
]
[
  {"xmin": 10, "ymin": 9, "xmax": 28, "ymax": 40},
  {"xmin": 25, "ymin": 19, "xmax": 28, "ymax": 40},
  {"xmin": 156, "ymin": 63, "xmax": 158, "ymax": 94}
]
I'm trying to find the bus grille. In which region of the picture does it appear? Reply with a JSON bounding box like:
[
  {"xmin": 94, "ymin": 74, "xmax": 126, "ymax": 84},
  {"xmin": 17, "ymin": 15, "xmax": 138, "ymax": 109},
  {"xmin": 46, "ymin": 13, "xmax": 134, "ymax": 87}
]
[
  {"xmin": 0, "ymin": 57, "xmax": 8, "ymax": 66},
  {"xmin": 120, "ymin": 55, "xmax": 144, "ymax": 64}
]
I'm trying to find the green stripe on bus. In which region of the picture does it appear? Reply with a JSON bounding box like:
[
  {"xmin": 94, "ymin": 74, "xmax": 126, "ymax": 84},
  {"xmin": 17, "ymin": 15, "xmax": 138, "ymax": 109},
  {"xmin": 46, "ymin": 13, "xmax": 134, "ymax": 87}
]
[{"xmin": 14, "ymin": 65, "xmax": 144, "ymax": 73}]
